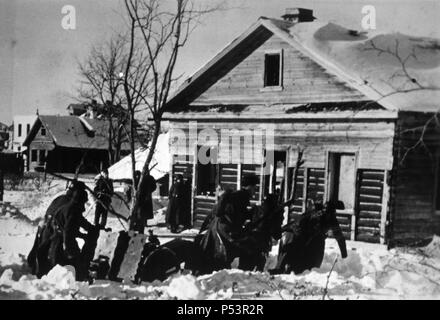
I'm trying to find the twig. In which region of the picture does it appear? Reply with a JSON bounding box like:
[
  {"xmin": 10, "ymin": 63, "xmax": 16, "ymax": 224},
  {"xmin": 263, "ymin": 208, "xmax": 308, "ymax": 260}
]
[{"xmin": 322, "ymin": 257, "xmax": 338, "ymax": 300}]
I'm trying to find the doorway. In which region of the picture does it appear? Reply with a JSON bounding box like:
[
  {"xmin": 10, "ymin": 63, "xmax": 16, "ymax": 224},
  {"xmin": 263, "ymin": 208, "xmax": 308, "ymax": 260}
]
[
  {"xmin": 263, "ymin": 150, "xmax": 288, "ymax": 203},
  {"xmin": 327, "ymin": 152, "xmax": 356, "ymax": 212}
]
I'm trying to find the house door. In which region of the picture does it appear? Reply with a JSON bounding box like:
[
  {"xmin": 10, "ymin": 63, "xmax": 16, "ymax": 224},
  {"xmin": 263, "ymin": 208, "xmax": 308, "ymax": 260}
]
[{"xmin": 327, "ymin": 152, "xmax": 356, "ymax": 211}]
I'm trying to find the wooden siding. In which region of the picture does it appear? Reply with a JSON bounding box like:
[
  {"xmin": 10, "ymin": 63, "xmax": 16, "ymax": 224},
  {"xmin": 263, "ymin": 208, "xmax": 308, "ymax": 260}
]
[
  {"xmin": 219, "ymin": 164, "xmax": 238, "ymax": 191},
  {"xmin": 288, "ymin": 167, "xmax": 305, "ymax": 220},
  {"xmin": 390, "ymin": 111, "xmax": 440, "ymax": 245},
  {"xmin": 169, "ymin": 119, "xmax": 394, "ymax": 238},
  {"xmin": 191, "ymin": 33, "xmax": 366, "ymax": 105},
  {"xmin": 193, "ymin": 196, "xmax": 216, "ymax": 229},
  {"xmin": 355, "ymin": 169, "xmax": 384, "ymax": 243},
  {"xmin": 170, "ymin": 120, "xmax": 395, "ymax": 170},
  {"xmin": 306, "ymin": 168, "xmax": 325, "ymax": 203}
]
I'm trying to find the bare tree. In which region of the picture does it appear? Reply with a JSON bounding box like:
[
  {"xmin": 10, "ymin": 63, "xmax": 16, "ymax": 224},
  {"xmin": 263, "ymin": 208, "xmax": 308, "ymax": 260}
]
[
  {"xmin": 78, "ymin": 0, "xmax": 224, "ymax": 230},
  {"xmin": 78, "ymin": 35, "xmax": 129, "ymax": 164},
  {"xmin": 361, "ymin": 38, "xmax": 440, "ymax": 163},
  {"xmin": 120, "ymin": 0, "xmax": 223, "ymax": 230}
]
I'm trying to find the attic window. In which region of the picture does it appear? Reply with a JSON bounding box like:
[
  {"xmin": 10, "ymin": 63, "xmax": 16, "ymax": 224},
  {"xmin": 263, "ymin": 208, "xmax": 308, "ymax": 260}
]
[
  {"xmin": 41, "ymin": 127, "xmax": 46, "ymax": 136},
  {"xmin": 264, "ymin": 51, "xmax": 282, "ymax": 87}
]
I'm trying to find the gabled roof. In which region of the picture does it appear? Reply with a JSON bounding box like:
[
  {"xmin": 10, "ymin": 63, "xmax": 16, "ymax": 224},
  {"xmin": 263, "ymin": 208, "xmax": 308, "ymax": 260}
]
[
  {"xmin": 23, "ymin": 115, "xmax": 130, "ymax": 150},
  {"xmin": 166, "ymin": 17, "xmax": 440, "ymax": 113}
]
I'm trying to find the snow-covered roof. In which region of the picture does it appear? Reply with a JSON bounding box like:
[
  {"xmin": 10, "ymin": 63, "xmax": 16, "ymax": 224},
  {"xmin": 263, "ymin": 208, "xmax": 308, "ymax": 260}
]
[
  {"xmin": 167, "ymin": 17, "xmax": 440, "ymax": 113},
  {"xmin": 108, "ymin": 132, "xmax": 170, "ymax": 181},
  {"xmin": 287, "ymin": 20, "xmax": 440, "ymax": 112}
]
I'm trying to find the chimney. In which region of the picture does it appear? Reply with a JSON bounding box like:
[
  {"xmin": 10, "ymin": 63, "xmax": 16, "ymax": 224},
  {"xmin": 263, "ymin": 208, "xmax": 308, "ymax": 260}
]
[{"xmin": 282, "ymin": 8, "xmax": 316, "ymax": 23}]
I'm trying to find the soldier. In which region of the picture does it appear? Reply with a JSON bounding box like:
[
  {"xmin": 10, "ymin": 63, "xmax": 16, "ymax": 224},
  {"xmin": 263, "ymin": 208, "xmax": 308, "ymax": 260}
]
[
  {"xmin": 166, "ymin": 174, "xmax": 191, "ymax": 233},
  {"xmin": 237, "ymin": 194, "xmax": 284, "ymax": 271},
  {"xmin": 198, "ymin": 174, "xmax": 259, "ymax": 271},
  {"xmin": 271, "ymin": 200, "xmax": 348, "ymax": 275},
  {"xmin": 130, "ymin": 171, "xmax": 157, "ymax": 234},
  {"xmin": 28, "ymin": 181, "xmax": 96, "ymax": 278},
  {"xmin": 93, "ymin": 168, "xmax": 114, "ymax": 228}
]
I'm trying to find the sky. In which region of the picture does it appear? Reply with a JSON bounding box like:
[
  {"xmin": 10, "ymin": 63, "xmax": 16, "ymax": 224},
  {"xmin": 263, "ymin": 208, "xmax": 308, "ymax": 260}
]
[{"xmin": 0, "ymin": 0, "xmax": 439, "ymax": 124}]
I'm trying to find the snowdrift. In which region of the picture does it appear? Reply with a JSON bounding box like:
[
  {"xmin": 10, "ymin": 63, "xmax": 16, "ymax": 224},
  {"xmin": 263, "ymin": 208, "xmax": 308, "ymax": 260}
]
[{"xmin": 2, "ymin": 237, "xmax": 440, "ymax": 300}]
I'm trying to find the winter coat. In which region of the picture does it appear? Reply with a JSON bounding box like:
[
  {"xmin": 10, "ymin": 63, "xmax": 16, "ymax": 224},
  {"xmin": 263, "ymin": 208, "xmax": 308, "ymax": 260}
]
[
  {"xmin": 131, "ymin": 175, "xmax": 156, "ymax": 232},
  {"xmin": 165, "ymin": 180, "xmax": 191, "ymax": 228},
  {"xmin": 28, "ymin": 195, "xmax": 94, "ymax": 278},
  {"xmin": 198, "ymin": 189, "xmax": 253, "ymax": 270},
  {"xmin": 94, "ymin": 176, "xmax": 114, "ymax": 204},
  {"xmin": 276, "ymin": 203, "xmax": 347, "ymax": 274}
]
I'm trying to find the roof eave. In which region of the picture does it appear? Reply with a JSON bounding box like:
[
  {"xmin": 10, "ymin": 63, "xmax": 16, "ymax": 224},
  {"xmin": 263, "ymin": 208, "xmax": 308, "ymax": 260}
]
[{"xmin": 163, "ymin": 109, "xmax": 398, "ymax": 121}]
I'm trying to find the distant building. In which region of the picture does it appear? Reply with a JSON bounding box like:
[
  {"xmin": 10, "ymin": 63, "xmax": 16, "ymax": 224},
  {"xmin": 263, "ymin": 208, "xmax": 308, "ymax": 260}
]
[
  {"xmin": 11, "ymin": 115, "xmax": 37, "ymax": 153},
  {"xmin": 0, "ymin": 122, "xmax": 10, "ymax": 151},
  {"xmin": 23, "ymin": 115, "xmax": 130, "ymax": 173}
]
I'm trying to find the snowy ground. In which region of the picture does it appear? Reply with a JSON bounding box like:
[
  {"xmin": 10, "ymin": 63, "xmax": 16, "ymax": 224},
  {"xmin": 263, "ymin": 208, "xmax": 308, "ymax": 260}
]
[{"xmin": 1, "ymin": 189, "xmax": 440, "ymax": 300}]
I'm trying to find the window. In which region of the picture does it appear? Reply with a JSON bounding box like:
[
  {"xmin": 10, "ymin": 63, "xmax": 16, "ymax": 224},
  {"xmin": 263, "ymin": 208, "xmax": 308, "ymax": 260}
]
[
  {"xmin": 41, "ymin": 127, "xmax": 46, "ymax": 136},
  {"xmin": 17, "ymin": 146, "xmax": 21, "ymax": 152},
  {"xmin": 264, "ymin": 52, "xmax": 282, "ymax": 87},
  {"xmin": 39, "ymin": 150, "xmax": 46, "ymax": 163},
  {"xmin": 26, "ymin": 124, "xmax": 30, "ymax": 135},
  {"xmin": 31, "ymin": 150, "xmax": 37, "ymax": 162},
  {"xmin": 327, "ymin": 153, "xmax": 356, "ymax": 210},
  {"xmin": 18, "ymin": 124, "xmax": 22, "ymax": 137},
  {"xmin": 196, "ymin": 146, "xmax": 218, "ymax": 196}
]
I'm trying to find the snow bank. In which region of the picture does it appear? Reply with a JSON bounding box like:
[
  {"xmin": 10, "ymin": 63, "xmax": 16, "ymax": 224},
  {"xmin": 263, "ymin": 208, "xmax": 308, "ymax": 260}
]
[
  {"xmin": 0, "ymin": 253, "xmax": 30, "ymax": 281},
  {"xmin": 166, "ymin": 274, "xmax": 205, "ymax": 300},
  {"xmin": 421, "ymin": 235, "xmax": 440, "ymax": 259},
  {"xmin": 0, "ymin": 265, "xmax": 85, "ymax": 300},
  {"xmin": 40, "ymin": 265, "xmax": 78, "ymax": 291},
  {"xmin": 2, "ymin": 204, "xmax": 440, "ymax": 300}
]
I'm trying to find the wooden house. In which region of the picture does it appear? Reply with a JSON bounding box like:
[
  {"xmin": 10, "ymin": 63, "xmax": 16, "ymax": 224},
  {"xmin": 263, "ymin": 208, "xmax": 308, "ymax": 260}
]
[
  {"xmin": 23, "ymin": 115, "xmax": 130, "ymax": 174},
  {"xmin": 163, "ymin": 9, "xmax": 440, "ymax": 246}
]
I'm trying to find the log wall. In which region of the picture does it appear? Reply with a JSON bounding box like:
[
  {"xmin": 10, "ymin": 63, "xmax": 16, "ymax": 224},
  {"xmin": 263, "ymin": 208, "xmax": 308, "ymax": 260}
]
[
  {"xmin": 169, "ymin": 118, "xmax": 395, "ymax": 243},
  {"xmin": 390, "ymin": 111, "xmax": 440, "ymax": 245}
]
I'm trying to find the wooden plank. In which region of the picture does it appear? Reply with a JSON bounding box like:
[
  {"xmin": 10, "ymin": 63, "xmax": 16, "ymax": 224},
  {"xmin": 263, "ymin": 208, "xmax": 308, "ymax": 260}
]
[
  {"xmin": 359, "ymin": 210, "xmax": 381, "ymax": 219},
  {"xmin": 359, "ymin": 195, "xmax": 382, "ymax": 204},
  {"xmin": 357, "ymin": 218, "xmax": 381, "ymax": 228},
  {"xmin": 359, "ymin": 187, "xmax": 383, "ymax": 197},
  {"xmin": 361, "ymin": 171, "xmax": 384, "ymax": 181},
  {"xmin": 360, "ymin": 179, "xmax": 384, "ymax": 188},
  {"xmin": 194, "ymin": 196, "xmax": 216, "ymax": 203},
  {"xmin": 357, "ymin": 226, "xmax": 381, "ymax": 233},
  {"xmin": 359, "ymin": 203, "xmax": 382, "ymax": 212},
  {"xmin": 194, "ymin": 202, "xmax": 215, "ymax": 210},
  {"xmin": 356, "ymin": 233, "xmax": 380, "ymax": 243},
  {"xmin": 380, "ymin": 170, "xmax": 389, "ymax": 244},
  {"xmin": 194, "ymin": 212, "xmax": 209, "ymax": 220}
]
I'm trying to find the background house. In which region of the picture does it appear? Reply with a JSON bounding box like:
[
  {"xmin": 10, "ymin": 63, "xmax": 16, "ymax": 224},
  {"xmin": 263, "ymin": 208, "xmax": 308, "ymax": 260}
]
[
  {"xmin": 11, "ymin": 115, "xmax": 37, "ymax": 153},
  {"xmin": 23, "ymin": 115, "xmax": 131, "ymax": 174},
  {"xmin": 164, "ymin": 8, "xmax": 440, "ymax": 246},
  {"xmin": 0, "ymin": 122, "xmax": 9, "ymax": 151}
]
